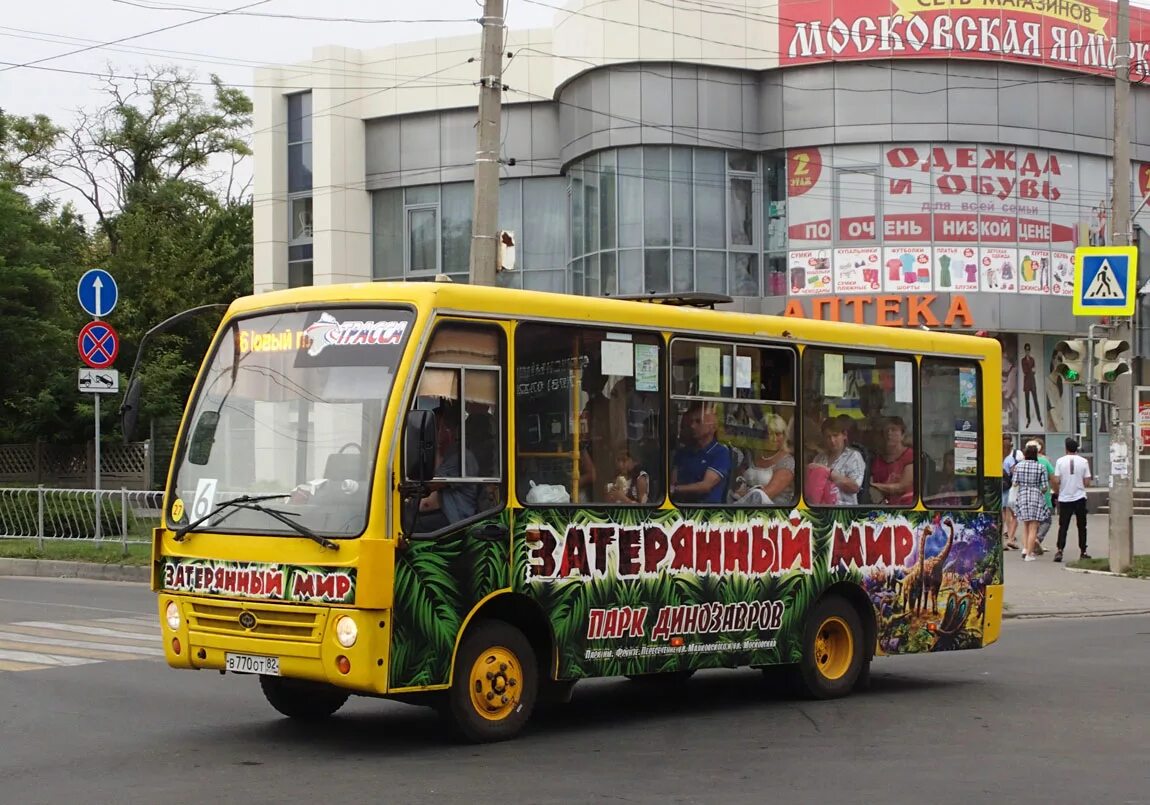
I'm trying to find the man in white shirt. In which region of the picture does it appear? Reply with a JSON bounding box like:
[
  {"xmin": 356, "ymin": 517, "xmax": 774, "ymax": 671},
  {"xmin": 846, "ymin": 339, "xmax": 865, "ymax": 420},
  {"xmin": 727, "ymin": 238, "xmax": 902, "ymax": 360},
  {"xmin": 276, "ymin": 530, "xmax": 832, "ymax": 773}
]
[{"xmin": 1053, "ymin": 437, "xmax": 1092, "ymax": 562}]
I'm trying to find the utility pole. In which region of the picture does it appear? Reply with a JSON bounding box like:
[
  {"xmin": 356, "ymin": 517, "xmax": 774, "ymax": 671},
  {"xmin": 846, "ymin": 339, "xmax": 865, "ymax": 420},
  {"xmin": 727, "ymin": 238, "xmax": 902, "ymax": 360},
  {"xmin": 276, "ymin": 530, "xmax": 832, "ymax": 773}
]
[
  {"xmin": 1110, "ymin": 0, "xmax": 1134, "ymax": 573},
  {"xmin": 469, "ymin": 0, "xmax": 505, "ymax": 286}
]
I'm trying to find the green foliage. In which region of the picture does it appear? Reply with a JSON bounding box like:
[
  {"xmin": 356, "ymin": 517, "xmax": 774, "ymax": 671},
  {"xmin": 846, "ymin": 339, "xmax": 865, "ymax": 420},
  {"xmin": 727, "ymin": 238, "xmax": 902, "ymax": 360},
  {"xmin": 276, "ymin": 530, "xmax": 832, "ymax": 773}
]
[{"xmin": 0, "ymin": 68, "xmax": 254, "ymax": 445}]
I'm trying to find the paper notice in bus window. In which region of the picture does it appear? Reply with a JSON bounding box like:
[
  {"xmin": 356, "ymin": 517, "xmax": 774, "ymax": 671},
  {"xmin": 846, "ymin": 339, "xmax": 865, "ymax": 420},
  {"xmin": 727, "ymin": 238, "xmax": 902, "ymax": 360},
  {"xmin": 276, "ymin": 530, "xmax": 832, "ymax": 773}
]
[
  {"xmin": 635, "ymin": 344, "xmax": 659, "ymax": 391},
  {"xmin": 954, "ymin": 426, "xmax": 978, "ymax": 475},
  {"xmin": 895, "ymin": 360, "xmax": 913, "ymax": 403},
  {"xmin": 735, "ymin": 355, "xmax": 752, "ymax": 389},
  {"xmin": 823, "ymin": 353, "xmax": 844, "ymax": 397},
  {"xmin": 959, "ymin": 367, "xmax": 977, "ymax": 407},
  {"xmin": 601, "ymin": 340, "xmax": 634, "ymax": 377},
  {"xmin": 721, "ymin": 355, "xmax": 732, "ymax": 389},
  {"xmin": 699, "ymin": 347, "xmax": 721, "ymax": 393}
]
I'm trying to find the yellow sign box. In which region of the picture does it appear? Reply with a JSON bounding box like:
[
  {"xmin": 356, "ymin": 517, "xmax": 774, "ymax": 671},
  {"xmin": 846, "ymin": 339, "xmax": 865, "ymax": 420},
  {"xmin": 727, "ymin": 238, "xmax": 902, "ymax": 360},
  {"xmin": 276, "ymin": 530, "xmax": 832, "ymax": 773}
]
[{"xmin": 1072, "ymin": 246, "xmax": 1138, "ymax": 317}]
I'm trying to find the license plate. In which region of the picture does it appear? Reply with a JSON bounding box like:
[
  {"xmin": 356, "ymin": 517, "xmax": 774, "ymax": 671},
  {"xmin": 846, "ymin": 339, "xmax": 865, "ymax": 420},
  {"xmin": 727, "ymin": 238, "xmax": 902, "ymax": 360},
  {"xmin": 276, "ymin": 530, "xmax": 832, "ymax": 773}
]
[{"xmin": 225, "ymin": 652, "xmax": 280, "ymax": 676}]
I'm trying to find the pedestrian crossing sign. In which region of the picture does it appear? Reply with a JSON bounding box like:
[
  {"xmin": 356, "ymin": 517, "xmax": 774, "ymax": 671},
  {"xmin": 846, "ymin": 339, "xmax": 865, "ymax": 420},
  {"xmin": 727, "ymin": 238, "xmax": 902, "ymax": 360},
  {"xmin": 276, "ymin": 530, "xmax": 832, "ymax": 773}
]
[{"xmin": 1073, "ymin": 246, "xmax": 1138, "ymax": 316}]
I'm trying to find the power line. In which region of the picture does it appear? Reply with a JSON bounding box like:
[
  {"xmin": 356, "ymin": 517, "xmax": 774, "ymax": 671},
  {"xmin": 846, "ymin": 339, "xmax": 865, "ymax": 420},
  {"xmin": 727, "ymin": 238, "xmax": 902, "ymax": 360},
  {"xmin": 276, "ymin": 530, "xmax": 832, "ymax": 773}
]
[
  {"xmin": 113, "ymin": 0, "xmax": 479, "ymax": 25},
  {"xmin": 0, "ymin": 0, "xmax": 273, "ymax": 74}
]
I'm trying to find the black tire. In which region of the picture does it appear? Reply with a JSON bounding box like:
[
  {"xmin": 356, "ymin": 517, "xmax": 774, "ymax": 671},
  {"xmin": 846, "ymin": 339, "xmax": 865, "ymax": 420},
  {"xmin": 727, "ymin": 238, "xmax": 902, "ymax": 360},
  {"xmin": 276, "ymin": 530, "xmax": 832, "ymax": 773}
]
[
  {"xmin": 790, "ymin": 595, "xmax": 865, "ymax": 700},
  {"xmin": 446, "ymin": 619, "xmax": 537, "ymax": 743},
  {"xmin": 259, "ymin": 675, "xmax": 350, "ymax": 721}
]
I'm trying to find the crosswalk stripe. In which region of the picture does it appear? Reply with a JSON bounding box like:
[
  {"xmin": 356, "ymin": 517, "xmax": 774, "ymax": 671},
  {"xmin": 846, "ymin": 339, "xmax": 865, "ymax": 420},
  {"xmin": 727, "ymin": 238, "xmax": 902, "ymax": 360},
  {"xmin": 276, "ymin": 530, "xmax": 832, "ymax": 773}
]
[
  {"xmin": 0, "ymin": 659, "xmax": 47, "ymax": 671},
  {"xmin": 70, "ymin": 619, "xmax": 158, "ymax": 636},
  {"xmin": 0, "ymin": 638, "xmax": 144, "ymax": 662},
  {"xmin": 0, "ymin": 630, "xmax": 165, "ymax": 657},
  {"xmin": 0, "ymin": 648, "xmax": 98, "ymax": 667},
  {"xmin": 16, "ymin": 622, "xmax": 158, "ymax": 642}
]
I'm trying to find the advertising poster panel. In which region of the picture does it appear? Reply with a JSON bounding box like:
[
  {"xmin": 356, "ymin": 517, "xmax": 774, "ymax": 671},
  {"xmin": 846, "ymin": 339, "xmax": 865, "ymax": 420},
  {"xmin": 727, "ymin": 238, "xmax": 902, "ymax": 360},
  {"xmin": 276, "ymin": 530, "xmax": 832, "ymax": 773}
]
[
  {"xmin": 1018, "ymin": 334, "xmax": 1048, "ymax": 433},
  {"xmin": 833, "ymin": 247, "xmax": 881, "ymax": 293},
  {"xmin": 934, "ymin": 245, "xmax": 979, "ymax": 292},
  {"xmin": 788, "ymin": 249, "xmax": 833, "ymax": 295},
  {"xmin": 979, "ymin": 247, "xmax": 1018, "ymax": 293},
  {"xmin": 1018, "ymin": 248, "xmax": 1052, "ymax": 295},
  {"xmin": 882, "ymin": 245, "xmax": 932, "ymax": 293}
]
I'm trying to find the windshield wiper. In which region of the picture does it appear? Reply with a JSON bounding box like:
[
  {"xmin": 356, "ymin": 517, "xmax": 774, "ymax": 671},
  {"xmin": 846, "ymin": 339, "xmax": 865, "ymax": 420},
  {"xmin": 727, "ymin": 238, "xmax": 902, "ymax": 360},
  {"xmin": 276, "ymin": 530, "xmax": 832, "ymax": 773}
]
[
  {"xmin": 243, "ymin": 500, "xmax": 340, "ymax": 550},
  {"xmin": 172, "ymin": 493, "xmax": 338, "ymax": 550}
]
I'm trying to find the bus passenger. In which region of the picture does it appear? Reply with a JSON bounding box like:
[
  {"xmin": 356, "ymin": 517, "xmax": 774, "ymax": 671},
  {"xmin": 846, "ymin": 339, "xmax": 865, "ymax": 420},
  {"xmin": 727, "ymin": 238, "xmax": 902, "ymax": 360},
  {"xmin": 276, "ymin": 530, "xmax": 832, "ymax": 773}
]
[
  {"xmin": 869, "ymin": 416, "xmax": 915, "ymax": 505},
  {"xmin": 416, "ymin": 409, "xmax": 479, "ymax": 532},
  {"xmin": 806, "ymin": 418, "xmax": 866, "ymax": 505},
  {"xmin": 732, "ymin": 414, "xmax": 795, "ymax": 506},
  {"xmin": 670, "ymin": 403, "xmax": 731, "ymax": 505},
  {"xmin": 605, "ymin": 444, "xmax": 650, "ymax": 505}
]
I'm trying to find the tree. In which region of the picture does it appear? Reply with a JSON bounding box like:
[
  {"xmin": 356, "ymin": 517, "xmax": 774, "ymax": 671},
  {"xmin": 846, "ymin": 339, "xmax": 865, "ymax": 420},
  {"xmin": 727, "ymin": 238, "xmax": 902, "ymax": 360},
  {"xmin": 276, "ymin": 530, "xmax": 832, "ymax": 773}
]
[
  {"xmin": 39, "ymin": 66, "xmax": 251, "ymax": 254},
  {"xmin": 1, "ymin": 67, "xmax": 255, "ymax": 446}
]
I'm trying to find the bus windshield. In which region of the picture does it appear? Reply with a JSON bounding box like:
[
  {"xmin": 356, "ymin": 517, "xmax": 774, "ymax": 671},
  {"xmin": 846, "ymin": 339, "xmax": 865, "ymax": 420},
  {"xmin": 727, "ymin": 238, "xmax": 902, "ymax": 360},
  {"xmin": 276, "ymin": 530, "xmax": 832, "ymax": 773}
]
[{"xmin": 170, "ymin": 307, "xmax": 415, "ymax": 538}]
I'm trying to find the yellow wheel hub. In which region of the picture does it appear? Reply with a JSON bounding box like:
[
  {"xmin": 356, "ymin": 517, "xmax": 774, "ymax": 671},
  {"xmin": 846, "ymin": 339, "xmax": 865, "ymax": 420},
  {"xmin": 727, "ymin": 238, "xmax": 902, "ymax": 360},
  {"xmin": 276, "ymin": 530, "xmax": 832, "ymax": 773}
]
[
  {"xmin": 813, "ymin": 616, "xmax": 854, "ymax": 681},
  {"xmin": 468, "ymin": 645, "xmax": 522, "ymax": 721}
]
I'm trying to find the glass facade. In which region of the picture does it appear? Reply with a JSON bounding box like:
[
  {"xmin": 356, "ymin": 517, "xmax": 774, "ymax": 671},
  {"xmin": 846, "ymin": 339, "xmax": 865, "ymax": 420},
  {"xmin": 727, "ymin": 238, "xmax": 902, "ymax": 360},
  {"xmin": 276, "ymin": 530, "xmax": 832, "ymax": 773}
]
[
  {"xmin": 286, "ymin": 92, "xmax": 313, "ymax": 288},
  {"xmin": 371, "ymin": 177, "xmax": 568, "ymax": 289},
  {"xmin": 568, "ymin": 147, "xmax": 769, "ymax": 297}
]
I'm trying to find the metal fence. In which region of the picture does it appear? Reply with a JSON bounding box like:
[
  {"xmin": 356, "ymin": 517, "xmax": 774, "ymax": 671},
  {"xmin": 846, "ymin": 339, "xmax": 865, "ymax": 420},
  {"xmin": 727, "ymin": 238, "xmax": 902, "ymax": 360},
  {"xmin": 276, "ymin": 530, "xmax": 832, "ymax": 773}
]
[{"xmin": 0, "ymin": 487, "xmax": 163, "ymax": 548}]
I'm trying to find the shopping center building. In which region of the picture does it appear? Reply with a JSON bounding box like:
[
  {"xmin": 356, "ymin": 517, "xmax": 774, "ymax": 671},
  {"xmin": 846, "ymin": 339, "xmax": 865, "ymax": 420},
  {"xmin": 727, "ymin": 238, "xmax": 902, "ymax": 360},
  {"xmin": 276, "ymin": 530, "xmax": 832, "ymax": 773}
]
[{"xmin": 252, "ymin": 0, "xmax": 1150, "ymax": 481}]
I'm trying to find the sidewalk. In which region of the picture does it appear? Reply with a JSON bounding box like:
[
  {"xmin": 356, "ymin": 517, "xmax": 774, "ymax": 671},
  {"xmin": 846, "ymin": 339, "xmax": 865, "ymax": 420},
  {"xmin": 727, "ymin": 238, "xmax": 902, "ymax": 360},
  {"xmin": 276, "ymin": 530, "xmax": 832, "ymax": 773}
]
[{"xmin": 1003, "ymin": 514, "xmax": 1150, "ymax": 618}]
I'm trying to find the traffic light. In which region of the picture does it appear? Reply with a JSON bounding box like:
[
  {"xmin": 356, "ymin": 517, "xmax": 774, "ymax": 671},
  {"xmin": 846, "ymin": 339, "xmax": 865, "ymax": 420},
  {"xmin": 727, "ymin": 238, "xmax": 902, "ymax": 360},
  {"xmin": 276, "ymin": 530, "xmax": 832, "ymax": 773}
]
[
  {"xmin": 1094, "ymin": 338, "xmax": 1131, "ymax": 384},
  {"xmin": 1053, "ymin": 339, "xmax": 1089, "ymax": 382}
]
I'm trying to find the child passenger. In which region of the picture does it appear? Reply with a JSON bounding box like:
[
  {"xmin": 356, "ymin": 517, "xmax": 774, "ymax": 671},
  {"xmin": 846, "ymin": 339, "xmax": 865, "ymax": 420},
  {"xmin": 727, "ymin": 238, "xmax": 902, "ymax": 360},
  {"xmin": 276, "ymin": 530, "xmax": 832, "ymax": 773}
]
[{"xmin": 605, "ymin": 445, "xmax": 650, "ymax": 505}]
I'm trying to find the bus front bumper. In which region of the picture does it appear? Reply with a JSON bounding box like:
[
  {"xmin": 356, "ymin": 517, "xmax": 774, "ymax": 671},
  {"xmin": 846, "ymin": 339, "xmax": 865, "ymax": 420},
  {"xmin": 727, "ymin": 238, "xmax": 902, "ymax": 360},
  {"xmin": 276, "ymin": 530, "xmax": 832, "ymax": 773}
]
[{"xmin": 158, "ymin": 594, "xmax": 390, "ymax": 695}]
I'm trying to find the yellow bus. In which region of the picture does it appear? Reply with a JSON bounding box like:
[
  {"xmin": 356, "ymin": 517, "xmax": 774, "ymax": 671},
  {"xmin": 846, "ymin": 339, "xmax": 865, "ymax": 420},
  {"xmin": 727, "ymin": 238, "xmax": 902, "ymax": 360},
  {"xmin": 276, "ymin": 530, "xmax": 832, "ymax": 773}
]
[{"xmin": 139, "ymin": 282, "xmax": 1003, "ymax": 742}]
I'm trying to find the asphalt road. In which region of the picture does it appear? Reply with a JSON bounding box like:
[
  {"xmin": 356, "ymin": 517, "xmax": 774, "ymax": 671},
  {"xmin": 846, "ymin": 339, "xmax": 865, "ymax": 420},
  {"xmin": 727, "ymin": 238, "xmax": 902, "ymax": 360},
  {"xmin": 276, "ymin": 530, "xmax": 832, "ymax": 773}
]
[{"xmin": 1, "ymin": 577, "xmax": 1148, "ymax": 805}]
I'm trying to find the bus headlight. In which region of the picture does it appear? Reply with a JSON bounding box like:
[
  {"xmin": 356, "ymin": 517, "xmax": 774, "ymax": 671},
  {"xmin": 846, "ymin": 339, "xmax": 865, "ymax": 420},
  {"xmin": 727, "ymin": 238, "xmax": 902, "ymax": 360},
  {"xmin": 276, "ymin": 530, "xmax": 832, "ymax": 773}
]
[
  {"xmin": 165, "ymin": 601, "xmax": 181, "ymax": 630},
  {"xmin": 335, "ymin": 616, "xmax": 358, "ymax": 648}
]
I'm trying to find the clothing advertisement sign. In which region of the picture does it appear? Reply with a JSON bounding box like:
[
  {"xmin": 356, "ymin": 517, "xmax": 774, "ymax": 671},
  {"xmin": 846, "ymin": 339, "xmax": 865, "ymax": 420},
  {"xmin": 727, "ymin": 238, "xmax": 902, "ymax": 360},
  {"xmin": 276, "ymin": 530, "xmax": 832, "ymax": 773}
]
[
  {"xmin": 787, "ymin": 250, "xmax": 833, "ymax": 295},
  {"xmin": 833, "ymin": 247, "xmax": 881, "ymax": 293},
  {"xmin": 882, "ymin": 246, "xmax": 932, "ymax": 293},
  {"xmin": 980, "ymin": 247, "xmax": 1018, "ymax": 293},
  {"xmin": 1051, "ymin": 251, "xmax": 1075, "ymax": 296},
  {"xmin": 1018, "ymin": 336, "xmax": 1048, "ymax": 433},
  {"xmin": 779, "ymin": 0, "xmax": 1150, "ymax": 79},
  {"xmin": 1018, "ymin": 248, "xmax": 1052, "ymax": 295},
  {"xmin": 1000, "ymin": 336, "xmax": 1019, "ymax": 434},
  {"xmin": 934, "ymin": 246, "xmax": 979, "ymax": 292}
]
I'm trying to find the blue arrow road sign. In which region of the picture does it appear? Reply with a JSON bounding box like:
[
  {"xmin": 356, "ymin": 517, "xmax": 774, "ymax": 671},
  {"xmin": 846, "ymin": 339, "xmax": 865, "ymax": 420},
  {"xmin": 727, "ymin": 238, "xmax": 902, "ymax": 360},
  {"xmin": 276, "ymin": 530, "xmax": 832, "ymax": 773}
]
[{"xmin": 77, "ymin": 268, "xmax": 118, "ymax": 318}]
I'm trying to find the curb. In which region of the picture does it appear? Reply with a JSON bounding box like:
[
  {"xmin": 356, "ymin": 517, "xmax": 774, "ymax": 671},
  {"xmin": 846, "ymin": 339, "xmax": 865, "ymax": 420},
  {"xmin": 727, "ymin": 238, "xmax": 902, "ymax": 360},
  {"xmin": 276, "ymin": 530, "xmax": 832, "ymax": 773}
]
[
  {"xmin": 1005, "ymin": 608, "xmax": 1150, "ymax": 620},
  {"xmin": 0, "ymin": 558, "xmax": 149, "ymax": 583},
  {"xmin": 1063, "ymin": 565, "xmax": 1150, "ymax": 580}
]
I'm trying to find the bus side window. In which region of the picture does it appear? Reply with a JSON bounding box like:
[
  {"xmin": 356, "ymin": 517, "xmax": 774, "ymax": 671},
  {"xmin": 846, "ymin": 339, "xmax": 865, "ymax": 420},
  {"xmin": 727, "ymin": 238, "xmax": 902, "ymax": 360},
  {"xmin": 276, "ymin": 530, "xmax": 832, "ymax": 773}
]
[
  {"xmin": 408, "ymin": 323, "xmax": 505, "ymax": 533},
  {"xmin": 801, "ymin": 349, "xmax": 916, "ymax": 507},
  {"xmin": 920, "ymin": 360, "xmax": 982, "ymax": 509},
  {"xmin": 515, "ymin": 324, "xmax": 664, "ymax": 506}
]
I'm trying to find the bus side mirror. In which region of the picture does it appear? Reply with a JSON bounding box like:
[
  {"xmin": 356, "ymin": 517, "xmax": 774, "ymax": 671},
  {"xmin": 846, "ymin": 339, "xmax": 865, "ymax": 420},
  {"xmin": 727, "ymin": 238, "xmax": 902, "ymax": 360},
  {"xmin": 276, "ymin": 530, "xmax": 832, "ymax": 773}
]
[
  {"xmin": 120, "ymin": 376, "xmax": 143, "ymax": 443},
  {"xmin": 187, "ymin": 411, "xmax": 221, "ymax": 465},
  {"xmin": 404, "ymin": 409, "xmax": 437, "ymax": 482},
  {"xmin": 399, "ymin": 409, "xmax": 437, "ymax": 540}
]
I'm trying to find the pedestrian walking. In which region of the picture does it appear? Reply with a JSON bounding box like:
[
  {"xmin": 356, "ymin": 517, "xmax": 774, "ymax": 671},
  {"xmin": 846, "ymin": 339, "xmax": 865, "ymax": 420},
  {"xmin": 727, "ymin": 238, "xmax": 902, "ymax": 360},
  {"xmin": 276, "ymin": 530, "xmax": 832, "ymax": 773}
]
[
  {"xmin": 1027, "ymin": 439, "xmax": 1056, "ymax": 555},
  {"xmin": 1002, "ymin": 435, "xmax": 1023, "ymax": 550},
  {"xmin": 1053, "ymin": 437, "xmax": 1092, "ymax": 562},
  {"xmin": 1012, "ymin": 444, "xmax": 1051, "ymax": 562}
]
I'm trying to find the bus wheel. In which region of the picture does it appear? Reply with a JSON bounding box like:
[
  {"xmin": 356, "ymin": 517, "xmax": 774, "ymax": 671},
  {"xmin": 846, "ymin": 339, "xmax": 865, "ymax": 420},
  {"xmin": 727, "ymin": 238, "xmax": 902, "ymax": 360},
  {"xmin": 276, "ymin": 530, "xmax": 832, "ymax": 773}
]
[
  {"xmin": 259, "ymin": 675, "xmax": 350, "ymax": 721},
  {"xmin": 792, "ymin": 596, "xmax": 864, "ymax": 700},
  {"xmin": 447, "ymin": 619, "xmax": 537, "ymax": 743}
]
